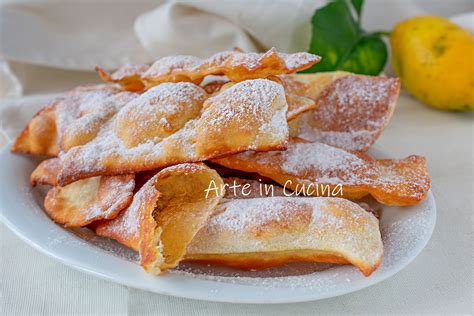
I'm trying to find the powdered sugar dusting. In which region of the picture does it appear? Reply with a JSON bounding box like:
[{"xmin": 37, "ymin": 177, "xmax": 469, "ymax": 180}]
[
  {"xmin": 82, "ymin": 176, "xmax": 135, "ymax": 222},
  {"xmin": 295, "ymin": 75, "xmax": 399, "ymax": 151},
  {"xmin": 280, "ymin": 142, "xmax": 367, "ymax": 179},
  {"xmin": 196, "ymin": 79, "xmax": 289, "ymax": 150},
  {"xmin": 142, "ymin": 48, "xmax": 320, "ymax": 82},
  {"xmin": 38, "ymin": 191, "xmax": 434, "ymax": 292},
  {"xmin": 298, "ymin": 116, "xmax": 379, "ymax": 151},
  {"xmin": 218, "ymin": 141, "xmax": 429, "ymax": 202},
  {"xmin": 277, "ymin": 52, "xmax": 321, "ymax": 69},
  {"xmin": 144, "ymin": 55, "xmax": 203, "ymax": 78},
  {"xmin": 115, "ymin": 82, "xmax": 206, "ymax": 143},
  {"xmin": 59, "ymin": 80, "xmax": 289, "ymax": 182},
  {"xmin": 235, "ymin": 141, "xmax": 377, "ymax": 185},
  {"xmin": 229, "ymin": 52, "xmax": 266, "ymax": 69},
  {"xmin": 229, "ymin": 49, "xmax": 320, "ymax": 70},
  {"xmin": 211, "ymin": 197, "xmax": 315, "ymax": 232},
  {"xmin": 188, "ymin": 196, "xmax": 382, "ymax": 266},
  {"xmin": 169, "ymin": 193, "xmax": 435, "ymax": 291},
  {"xmin": 109, "ymin": 63, "xmax": 149, "ymax": 80},
  {"xmin": 55, "ymin": 86, "xmax": 119, "ymax": 136},
  {"xmin": 203, "ymin": 79, "xmax": 287, "ymax": 136},
  {"xmin": 97, "ymin": 179, "xmax": 158, "ymax": 244},
  {"xmin": 55, "ymin": 86, "xmax": 137, "ymax": 150}
]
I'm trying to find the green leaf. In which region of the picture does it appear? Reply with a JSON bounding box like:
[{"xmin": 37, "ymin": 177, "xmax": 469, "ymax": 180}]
[
  {"xmin": 351, "ymin": 0, "xmax": 364, "ymax": 19},
  {"xmin": 304, "ymin": 0, "xmax": 388, "ymax": 75},
  {"xmin": 303, "ymin": 0, "xmax": 360, "ymax": 73},
  {"xmin": 338, "ymin": 35, "xmax": 387, "ymax": 75}
]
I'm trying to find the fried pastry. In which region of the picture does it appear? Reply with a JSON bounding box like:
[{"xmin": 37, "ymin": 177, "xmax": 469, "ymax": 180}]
[
  {"xmin": 44, "ymin": 174, "xmax": 135, "ymax": 227},
  {"xmin": 96, "ymin": 166, "xmax": 382, "ymax": 276},
  {"xmin": 281, "ymin": 72, "xmax": 400, "ymax": 151},
  {"xmin": 185, "ymin": 196, "xmax": 383, "ymax": 276},
  {"xmin": 194, "ymin": 80, "xmax": 288, "ymax": 158},
  {"xmin": 212, "ymin": 139, "xmax": 430, "ymax": 206},
  {"xmin": 56, "ymin": 79, "xmax": 289, "ymax": 186},
  {"xmin": 141, "ymin": 48, "xmax": 320, "ymax": 89},
  {"xmin": 222, "ymin": 177, "xmax": 285, "ymax": 199},
  {"xmin": 216, "ymin": 80, "xmax": 317, "ymax": 121},
  {"xmin": 201, "ymin": 78, "xmax": 230, "ymax": 94},
  {"xmin": 222, "ymin": 177, "xmax": 379, "ymax": 217},
  {"xmin": 11, "ymin": 102, "xmax": 58, "ymax": 156},
  {"xmin": 96, "ymin": 64, "xmax": 149, "ymax": 92},
  {"xmin": 60, "ymin": 91, "xmax": 138, "ymax": 152},
  {"xmin": 285, "ymin": 93, "xmax": 317, "ymax": 121},
  {"xmin": 202, "ymin": 78, "xmax": 316, "ymax": 121},
  {"xmin": 29, "ymin": 157, "xmax": 135, "ymax": 227},
  {"xmin": 95, "ymin": 163, "xmax": 223, "ymax": 274},
  {"xmin": 11, "ymin": 84, "xmax": 137, "ymax": 156},
  {"xmin": 31, "ymin": 158, "xmax": 61, "ymax": 186}
]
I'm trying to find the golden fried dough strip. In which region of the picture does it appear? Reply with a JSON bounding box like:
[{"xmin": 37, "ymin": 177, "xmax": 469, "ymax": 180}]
[
  {"xmin": 96, "ymin": 64, "xmax": 149, "ymax": 92},
  {"xmin": 96, "ymin": 168, "xmax": 382, "ymax": 276},
  {"xmin": 96, "ymin": 163, "xmax": 223, "ymax": 274},
  {"xmin": 222, "ymin": 177, "xmax": 379, "ymax": 217},
  {"xmin": 140, "ymin": 48, "xmax": 320, "ymax": 89},
  {"xmin": 216, "ymin": 80, "xmax": 317, "ymax": 121},
  {"xmin": 60, "ymin": 91, "xmax": 137, "ymax": 151},
  {"xmin": 31, "ymin": 158, "xmax": 61, "ymax": 186},
  {"xmin": 201, "ymin": 79, "xmax": 229, "ymax": 94},
  {"xmin": 56, "ymin": 79, "xmax": 289, "ymax": 186},
  {"xmin": 281, "ymin": 72, "xmax": 401, "ymax": 151},
  {"xmin": 11, "ymin": 84, "xmax": 136, "ymax": 156},
  {"xmin": 212, "ymin": 139, "xmax": 430, "ymax": 206},
  {"xmin": 30, "ymin": 157, "xmax": 135, "ymax": 227},
  {"xmin": 222, "ymin": 177, "xmax": 285, "ymax": 199},
  {"xmin": 185, "ymin": 196, "xmax": 383, "ymax": 276},
  {"xmin": 11, "ymin": 104, "xmax": 58, "ymax": 156},
  {"xmin": 285, "ymin": 93, "xmax": 317, "ymax": 121},
  {"xmin": 44, "ymin": 174, "xmax": 135, "ymax": 227}
]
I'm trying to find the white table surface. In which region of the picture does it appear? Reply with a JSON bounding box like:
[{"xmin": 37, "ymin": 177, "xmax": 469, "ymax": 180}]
[{"xmin": 0, "ymin": 67, "xmax": 472, "ymax": 315}]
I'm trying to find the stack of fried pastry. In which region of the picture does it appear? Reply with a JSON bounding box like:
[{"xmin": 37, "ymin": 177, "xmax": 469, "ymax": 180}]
[{"xmin": 12, "ymin": 48, "xmax": 430, "ymax": 277}]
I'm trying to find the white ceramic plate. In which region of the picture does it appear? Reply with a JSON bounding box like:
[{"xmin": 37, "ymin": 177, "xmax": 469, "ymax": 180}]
[{"xmin": 0, "ymin": 143, "xmax": 436, "ymax": 304}]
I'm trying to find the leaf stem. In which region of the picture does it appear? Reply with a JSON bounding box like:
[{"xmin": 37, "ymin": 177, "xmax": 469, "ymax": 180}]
[{"xmin": 371, "ymin": 31, "xmax": 391, "ymax": 37}]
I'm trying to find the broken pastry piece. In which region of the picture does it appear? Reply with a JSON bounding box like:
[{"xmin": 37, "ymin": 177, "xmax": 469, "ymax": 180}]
[
  {"xmin": 212, "ymin": 139, "xmax": 430, "ymax": 206},
  {"xmin": 141, "ymin": 48, "xmax": 321, "ymax": 89},
  {"xmin": 11, "ymin": 84, "xmax": 137, "ymax": 156},
  {"xmin": 281, "ymin": 72, "xmax": 401, "ymax": 151},
  {"xmin": 96, "ymin": 163, "xmax": 223, "ymax": 274},
  {"xmin": 56, "ymin": 79, "xmax": 289, "ymax": 186},
  {"xmin": 186, "ymin": 196, "xmax": 383, "ymax": 276},
  {"xmin": 96, "ymin": 64, "xmax": 149, "ymax": 92}
]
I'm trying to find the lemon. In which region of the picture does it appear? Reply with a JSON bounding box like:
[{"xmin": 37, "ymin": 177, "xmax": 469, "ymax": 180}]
[{"xmin": 391, "ymin": 16, "xmax": 474, "ymax": 111}]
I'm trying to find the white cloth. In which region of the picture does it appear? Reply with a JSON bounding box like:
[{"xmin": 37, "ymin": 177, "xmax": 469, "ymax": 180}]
[
  {"xmin": 0, "ymin": 58, "xmax": 21, "ymax": 98},
  {"xmin": 1, "ymin": 0, "xmax": 473, "ymax": 98},
  {"xmin": 134, "ymin": 0, "xmax": 322, "ymax": 58},
  {"xmin": 1, "ymin": 0, "xmax": 472, "ymax": 69}
]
